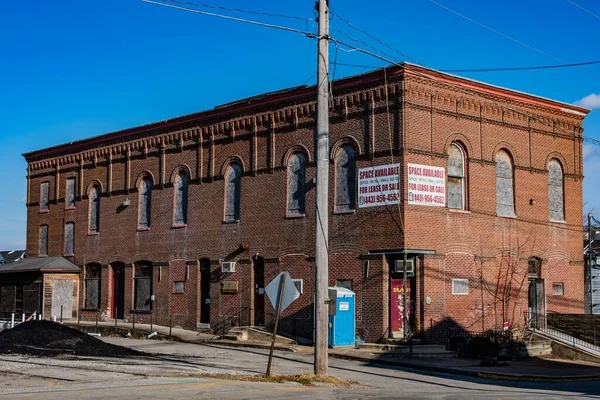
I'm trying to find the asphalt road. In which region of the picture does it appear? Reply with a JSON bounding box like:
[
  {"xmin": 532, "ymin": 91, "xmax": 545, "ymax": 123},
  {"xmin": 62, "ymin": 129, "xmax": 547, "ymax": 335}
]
[{"xmin": 0, "ymin": 338, "xmax": 600, "ymax": 399}]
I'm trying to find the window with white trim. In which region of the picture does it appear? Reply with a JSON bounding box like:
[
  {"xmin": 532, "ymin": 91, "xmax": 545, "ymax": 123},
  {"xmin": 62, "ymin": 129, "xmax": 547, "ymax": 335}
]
[
  {"xmin": 448, "ymin": 143, "xmax": 466, "ymax": 210},
  {"xmin": 552, "ymin": 283, "xmax": 564, "ymax": 296},
  {"xmin": 452, "ymin": 279, "xmax": 469, "ymax": 295}
]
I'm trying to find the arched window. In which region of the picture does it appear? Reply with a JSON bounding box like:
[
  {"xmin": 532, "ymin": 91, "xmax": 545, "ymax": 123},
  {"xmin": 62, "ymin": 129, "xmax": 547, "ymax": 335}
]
[
  {"xmin": 448, "ymin": 142, "xmax": 467, "ymax": 210},
  {"xmin": 287, "ymin": 152, "xmax": 306, "ymax": 216},
  {"xmin": 224, "ymin": 163, "xmax": 242, "ymax": 223},
  {"xmin": 138, "ymin": 176, "xmax": 152, "ymax": 229},
  {"xmin": 335, "ymin": 144, "xmax": 357, "ymax": 212},
  {"xmin": 173, "ymin": 170, "xmax": 189, "ymax": 226},
  {"xmin": 548, "ymin": 159, "xmax": 565, "ymax": 221},
  {"xmin": 495, "ymin": 150, "xmax": 515, "ymax": 217},
  {"xmin": 89, "ymin": 184, "xmax": 101, "ymax": 233}
]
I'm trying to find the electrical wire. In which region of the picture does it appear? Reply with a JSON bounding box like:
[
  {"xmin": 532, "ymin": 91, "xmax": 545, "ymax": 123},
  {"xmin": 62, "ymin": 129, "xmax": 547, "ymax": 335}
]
[
  {"xmin": 156, "ymin": 0, "xmax": 313, "ymax": 22},
  {"xmin": 332, "ymin": 60, "xmax": 600, "ymax": 73},
  {"xmin": 332, "ymin": 37, "xmax": 600, "ymax": 148},
  {"xmin": 333, "ymin": 12, "xmax": 422, "ymax": 65},
  {"xmin": 425, "ymin": 0, "xmax": 565, "ymax": 63},
  {"xmin": 141, "ymin": 0, "xmax": 318, "ymax": 38},
  {"xmin": 564, "ymin": 0, "xmax": 600, "ymax": 21}
]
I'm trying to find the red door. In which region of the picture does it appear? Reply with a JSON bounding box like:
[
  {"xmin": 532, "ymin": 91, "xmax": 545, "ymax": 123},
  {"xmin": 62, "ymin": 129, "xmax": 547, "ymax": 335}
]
[{"xmin": 390, "ymin": 278, "xmax": 411, "ymax": 333}]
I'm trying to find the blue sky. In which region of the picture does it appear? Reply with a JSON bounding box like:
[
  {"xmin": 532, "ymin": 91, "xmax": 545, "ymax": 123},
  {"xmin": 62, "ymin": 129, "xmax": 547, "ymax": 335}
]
[{"xmin": 1, "ymin": 0, "xmax": 600, "ymax": 249}]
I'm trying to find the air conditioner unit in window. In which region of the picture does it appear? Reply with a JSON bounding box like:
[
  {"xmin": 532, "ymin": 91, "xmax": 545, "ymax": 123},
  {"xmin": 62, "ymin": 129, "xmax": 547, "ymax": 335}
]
[
  {"xmin": 221, "ymin": 261, "xmax": 236, "ymax": 273},
  {"xmin": 394, "ymin": 259, "xmax": 415, "ymax": 275}
]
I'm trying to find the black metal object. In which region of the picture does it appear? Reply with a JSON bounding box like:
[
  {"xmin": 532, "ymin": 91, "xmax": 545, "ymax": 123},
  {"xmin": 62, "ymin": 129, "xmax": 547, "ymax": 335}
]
[{"xmin": 529, "ymin": 312, "xmax": 600, "ymax": 352}]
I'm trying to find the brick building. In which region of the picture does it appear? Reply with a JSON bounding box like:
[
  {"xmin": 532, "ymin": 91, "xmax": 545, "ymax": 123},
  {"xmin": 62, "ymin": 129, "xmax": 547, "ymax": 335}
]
[{"xmin": 22, "ymin": 64, "xmax": 588, "ymax": 342}]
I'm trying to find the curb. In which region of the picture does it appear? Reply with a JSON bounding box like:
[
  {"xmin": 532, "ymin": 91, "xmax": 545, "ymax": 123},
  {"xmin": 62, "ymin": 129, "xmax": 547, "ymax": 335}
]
[
  {"xmin": 328, "ymin": 352, "xmax": 600, "ymax": 382},
  {"xmin": 194, "ymin": 339, "xmax": 297, "ymax": 353}
]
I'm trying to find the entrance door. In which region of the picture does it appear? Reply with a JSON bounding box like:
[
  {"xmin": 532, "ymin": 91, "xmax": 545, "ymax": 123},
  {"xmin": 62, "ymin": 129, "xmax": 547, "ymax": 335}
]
[
  {"xmin": 390, "ymin": 278, "xmax": 412, "ymax": 336},
  {"xmin": 253, "ymin": 257, "xmax": 265, "ymax": 326},
  {"xmin": 200, "ymin": 259, "xmax": 211, "ymax": 324},
  {"xmin": 113, "ymin": 265, "xmax": 125, "ymax": 319},
  {"xmin": 528, "ymin": 279, "xmax": 545, "ymax": 328}
]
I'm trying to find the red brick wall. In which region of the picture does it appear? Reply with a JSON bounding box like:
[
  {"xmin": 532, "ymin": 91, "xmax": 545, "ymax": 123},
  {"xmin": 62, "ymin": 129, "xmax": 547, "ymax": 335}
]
[{"xmin": 24, "ymin": 69, "xmax": 586, "ymax": 338}]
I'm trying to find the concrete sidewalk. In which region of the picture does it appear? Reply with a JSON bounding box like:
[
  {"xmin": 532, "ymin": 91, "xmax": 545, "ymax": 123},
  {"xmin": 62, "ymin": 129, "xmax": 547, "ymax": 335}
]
[{"xmin": 66, "ymin": 321, "xmax": 600, "ymax": 382}]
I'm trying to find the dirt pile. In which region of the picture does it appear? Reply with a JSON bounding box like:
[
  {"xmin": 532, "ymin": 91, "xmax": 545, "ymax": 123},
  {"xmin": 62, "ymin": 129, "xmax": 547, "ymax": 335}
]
[{"xmin": 0, "ymin": 320, "xmax": 139, "ymax": 357}]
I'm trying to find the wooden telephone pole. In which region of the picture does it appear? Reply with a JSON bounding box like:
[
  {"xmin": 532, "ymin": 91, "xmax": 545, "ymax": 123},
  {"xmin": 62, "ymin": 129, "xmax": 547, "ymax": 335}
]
[{"xmin": 314, "ymin": 0, "xmax": 330, "ymax": 376}]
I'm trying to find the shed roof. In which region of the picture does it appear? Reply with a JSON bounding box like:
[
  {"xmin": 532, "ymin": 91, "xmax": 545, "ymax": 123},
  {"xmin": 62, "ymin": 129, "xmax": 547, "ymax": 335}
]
[{"xmin": 0, "ymin": 257, "xmax": 80, "ymax": 274}]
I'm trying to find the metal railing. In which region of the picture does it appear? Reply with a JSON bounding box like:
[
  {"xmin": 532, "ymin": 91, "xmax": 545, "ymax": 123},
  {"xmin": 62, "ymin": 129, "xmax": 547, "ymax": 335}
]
[{"xmin": 528, "ymin": 312, "xmax": 600, "ymax": 353}]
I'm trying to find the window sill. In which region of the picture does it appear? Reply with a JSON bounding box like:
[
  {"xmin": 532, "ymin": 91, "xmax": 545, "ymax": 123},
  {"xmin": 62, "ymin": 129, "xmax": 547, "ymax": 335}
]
[
  {"xmin": 38, "ymin": 255, "xmax": 48, "ymax": 258},
  {"xmin": 88, "ymin": 232, "xmax": 99, "ymax": 236},
  {"xmin": 285, "ymin": 213, "xmax": 306, "ymax": 219},
  {"xmin": 172, "ymin": 292, "xmax": 186, "ymax": 295},
  {"xmin": 64, "ymin": 253, "xmax": 74, "ymax": 257},
  {"xmin": 137, "ymin": 227, "xmax": 151, "ymax": 232},
  {"xmin": 65, "ymin": 206, "xmax": 76, "ymax": 211},
  {"xmin": 550, "ymin": 219, "xmax": 567, "ymax": 224},
  {"xmin": 333, "ymin": 209, "xmax": 356, "ymax": 215},
  {"xmin": 39, "ymin": 210, "xmax": 49, "ymax": 214},
  {"xmin": 171, "ymin": 224, "xmax": 187, "ymax": 229},
  {"xmin": 496, "ymin": 214, "xmax": 517, "ymax": 220},
  {"xmin": 81, "ymin": 308, "xmax": 100, "ymax": 312},
  {"xmin": 222, "ymin": 220, "xmax": 240, "ymax": 224},
  {"xmin": 448, "ymin": 209, "xmax": 471, "ymax": 214},
  {"xmin": 130, "ymin": 310, "xmax": 152, "ymax": 314}
]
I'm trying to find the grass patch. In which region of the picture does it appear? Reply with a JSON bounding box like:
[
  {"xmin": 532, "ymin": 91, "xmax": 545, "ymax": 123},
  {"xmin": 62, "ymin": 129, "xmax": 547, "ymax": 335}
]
[{"xmin": 196, "ymin": 372, "xmax": 360, "ymax": 387}]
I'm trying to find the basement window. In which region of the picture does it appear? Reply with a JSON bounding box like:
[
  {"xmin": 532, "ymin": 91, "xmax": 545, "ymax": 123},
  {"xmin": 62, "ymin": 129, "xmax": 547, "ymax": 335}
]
[
  {"xmin": 552, "ymin": 283, "xmax": 564, "ymax": 296},
  {"xmin": 452, "ymin": 279, "xmax": 469, "ymax": 295}
]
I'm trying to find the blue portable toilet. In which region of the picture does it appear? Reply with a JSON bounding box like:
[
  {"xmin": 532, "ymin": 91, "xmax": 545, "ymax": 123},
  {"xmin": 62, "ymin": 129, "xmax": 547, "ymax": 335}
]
[{"xmin": 328, "ymin": 287, "xmax": 356, "ymax": 347}]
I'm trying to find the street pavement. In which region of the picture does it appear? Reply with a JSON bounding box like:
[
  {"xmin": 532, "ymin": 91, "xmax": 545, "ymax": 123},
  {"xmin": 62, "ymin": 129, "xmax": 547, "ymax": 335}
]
[{"xmin": 1, "ymin": 338, "xmax": 600, "ymax": 399}]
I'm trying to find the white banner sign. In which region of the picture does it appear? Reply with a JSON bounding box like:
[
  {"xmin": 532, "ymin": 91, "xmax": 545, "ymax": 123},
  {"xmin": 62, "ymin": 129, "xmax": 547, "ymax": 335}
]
[
  {"xmin": 407, "ymin": 164, "xmax": 446, "ymax": 207},
  {"xmin": 358, "ymin": 163, "xmax": 401, "ymax": 208}
]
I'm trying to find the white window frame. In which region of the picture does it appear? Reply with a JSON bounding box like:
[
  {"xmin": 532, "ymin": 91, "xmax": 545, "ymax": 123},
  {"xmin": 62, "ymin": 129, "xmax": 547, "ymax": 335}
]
[
  {"xmin": 452, "ymin": 279, "xmax": 469, "ymax": 295},
  {"xmin": 292, "ymin": 278, "xmax": 303, "ymax": 294},
  {"xmin": 552, "ymin": 282, "xmax": 564, "ymax": 296}
]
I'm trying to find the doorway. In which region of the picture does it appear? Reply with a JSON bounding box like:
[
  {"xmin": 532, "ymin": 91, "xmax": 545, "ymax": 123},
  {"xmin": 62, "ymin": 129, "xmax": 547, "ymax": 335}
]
[
  {"xmin": 113, "ymin": 264, "xmax": 125, "ymax": 320},
  {"xmin": 200, "ymin": 259, "xmax": 211, "ymax": 324},
  {"xmin": 253, "ymin": 256, "xmax": 265, "ymax": 326},
  {"xmin": 528, "ymin": 278, "xmax": 545, "ymax": 327}
]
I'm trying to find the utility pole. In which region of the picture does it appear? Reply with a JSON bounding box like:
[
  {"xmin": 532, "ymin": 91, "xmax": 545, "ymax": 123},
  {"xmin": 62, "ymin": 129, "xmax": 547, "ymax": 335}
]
[
  {"xmin": 314, "ymin": 0, "xmax": 329, "ymax": 376},
  {"xmin": 589, "ymin": 212, "xmax": 594, "ymax": 315}
]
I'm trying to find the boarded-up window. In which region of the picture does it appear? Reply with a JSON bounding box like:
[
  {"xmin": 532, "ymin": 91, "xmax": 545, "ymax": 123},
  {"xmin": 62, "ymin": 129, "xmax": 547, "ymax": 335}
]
[
  {"xmin": 138, "ymin": 176, "xmax": 152, "ymax": 229},
  {"xmin": 548, "ymin": 159, "xmax": 565, "ymax": 221},
  {"xmin": 40, "ymin": 182, "xmax": 49, "ymax": 211},
  {"xmin": 174, "ymin": 170, "xmax": 189, "ymax": 225},
  {"xmin": 287, "ymin": 152, "xmax": 306, "ymax": 216},
  {"xmin": 0, "ymin": 286, "xmax": 16, "ymax": 312},
  {"xmin": 89, "ymin": 185, "xmax": 101, "ymax": 233},
  {"xmin": 66, "ymin": 178, "xmax": 76, "ymax": 208},
  {"xmin": 84, "ymin": 264, "xmax": 101, "ymax": 310},
  {"xmin": 224, "ymin": 163, "xmax": 242, "ymax": 223},
  {"xmin": 39, "ymin": 225, "xmax": 48, "ymax": 256},
  {"xmin": 64, "ymin": 222, "xmax": 74, "ymax": 256},
  {"xmin": 335, "ymin": 144, "xmax": 357, "ymax": 212},
  {"xmin": 135, "ymin": 264, "xmax": 153, "ymax": 310},
  {"xmin": 448, "ymin": 143, "xmax": 466, "ymax": 210},
  {"xmin": 495, "ymin": 150, "xmax": 515, "ymax": 217}
]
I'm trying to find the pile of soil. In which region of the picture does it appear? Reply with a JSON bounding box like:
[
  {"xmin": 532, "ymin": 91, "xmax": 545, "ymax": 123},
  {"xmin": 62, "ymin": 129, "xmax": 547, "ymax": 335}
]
[{"xmin": 0, "ymin": 320, "xmax": 140, "ymax": 357}]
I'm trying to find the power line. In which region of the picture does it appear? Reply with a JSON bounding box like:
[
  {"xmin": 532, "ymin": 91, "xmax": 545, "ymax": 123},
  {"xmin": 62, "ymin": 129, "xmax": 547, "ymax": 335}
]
[
  {"xmin": 156, "ymin": 0, "xmax": 313, "ymax": 22},
  {"xmin": 564, "ymin": 0, "xmax": 600, "ymax": 21},
  {"xmin": 331, "ymin": 37, "xmax": 600, "ymax": 148},
  {"xmin": 331, "ymin": 28, "xmax": 403, "ymax": 64},
  {"xmin": 332, "ymin": 60, "xmax": 600, "ymax": 73},
  {"xmin": 425, "ymin": 0, "xmax": 566, "ymax": 63},
  {"xmin": 141, "ymin": 0, "xmax": 318, "ymax": 38},
  {"xmin": 333, "ymin": 12, "xmax": 422, "ymax": 65}
]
